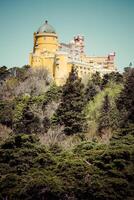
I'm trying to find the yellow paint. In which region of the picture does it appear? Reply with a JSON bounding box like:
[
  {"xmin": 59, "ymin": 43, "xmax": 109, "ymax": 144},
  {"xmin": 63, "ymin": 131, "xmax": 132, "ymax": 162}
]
[{"xmin": 29, "ymin": 21, "xmax": 116, "ymax": 85}]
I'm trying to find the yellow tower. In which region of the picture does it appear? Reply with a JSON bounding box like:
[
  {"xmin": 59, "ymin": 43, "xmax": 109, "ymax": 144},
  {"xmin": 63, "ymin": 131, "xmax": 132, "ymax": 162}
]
[{"xmin": 29, "ymin": 20, "xmax": 59, "ymax": 78}]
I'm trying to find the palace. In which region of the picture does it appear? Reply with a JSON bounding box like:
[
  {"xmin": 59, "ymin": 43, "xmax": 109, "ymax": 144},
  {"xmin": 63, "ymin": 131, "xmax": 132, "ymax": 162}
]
[{"xmin": 29, "ymin": 20, "xmax": 117, "ymax": 85}]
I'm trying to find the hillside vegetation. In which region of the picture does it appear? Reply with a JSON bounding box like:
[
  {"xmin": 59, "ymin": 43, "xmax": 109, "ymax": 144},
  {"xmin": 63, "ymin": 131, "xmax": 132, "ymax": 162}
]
[{"xmin": 0, "ymin": 65, "xmax": 134, "ymax": 200}]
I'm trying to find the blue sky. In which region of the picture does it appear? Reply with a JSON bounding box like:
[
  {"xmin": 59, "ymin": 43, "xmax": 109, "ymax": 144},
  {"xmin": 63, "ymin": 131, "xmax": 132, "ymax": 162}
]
[{"xmin": 0, "ymin": 0, "xmax": 134, "ymax": 71}]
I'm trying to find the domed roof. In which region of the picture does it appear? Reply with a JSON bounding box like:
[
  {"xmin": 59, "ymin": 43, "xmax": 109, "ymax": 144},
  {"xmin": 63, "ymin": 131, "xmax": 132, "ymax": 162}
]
[{"xmin": 37, "ymin": 20, "xmax": 56, "ymax": 33}]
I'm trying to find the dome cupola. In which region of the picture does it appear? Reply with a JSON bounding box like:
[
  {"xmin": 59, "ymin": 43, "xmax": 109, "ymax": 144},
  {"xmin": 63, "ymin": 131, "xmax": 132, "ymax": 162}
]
[{"xmin": 37, "ymin": 20, "xmax": 56, "ymax": 34}]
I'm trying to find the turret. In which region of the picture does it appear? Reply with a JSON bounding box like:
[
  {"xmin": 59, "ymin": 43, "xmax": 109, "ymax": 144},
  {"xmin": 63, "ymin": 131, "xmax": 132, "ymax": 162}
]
[{"xmin": 33, "ymin": 20, "xmax": 59, "ymax": 55}]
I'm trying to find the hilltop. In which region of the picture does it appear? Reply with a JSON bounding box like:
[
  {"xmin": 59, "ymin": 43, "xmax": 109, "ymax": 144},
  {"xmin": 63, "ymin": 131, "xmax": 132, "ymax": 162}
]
[{"xmin": 0, "ymin": 65, "xmax": 134, "ymax": 200}]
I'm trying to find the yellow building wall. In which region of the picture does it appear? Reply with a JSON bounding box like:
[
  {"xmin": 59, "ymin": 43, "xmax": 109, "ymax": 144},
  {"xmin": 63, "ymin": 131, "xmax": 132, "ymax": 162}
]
[
  {"xmin": 42, "ymin": 57, "xmax": 55, "ymax": 76},
  {"xmin": 30, "ymin": 31, "xmax": 59, "ymax": 82},
  {"xmin": 34, "ymin": 33, "xmax": 58, "ymax": 54},
  {"xmin": 55, "ymin": 53, "xmax": 69, "ymax": 86}
]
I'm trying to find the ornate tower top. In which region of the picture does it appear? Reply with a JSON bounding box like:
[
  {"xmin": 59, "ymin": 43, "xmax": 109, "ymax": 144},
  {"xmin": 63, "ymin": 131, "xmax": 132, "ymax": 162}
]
[{"xmin": 37, "ymin": 20, "xmax": 56, "ymax": 34}]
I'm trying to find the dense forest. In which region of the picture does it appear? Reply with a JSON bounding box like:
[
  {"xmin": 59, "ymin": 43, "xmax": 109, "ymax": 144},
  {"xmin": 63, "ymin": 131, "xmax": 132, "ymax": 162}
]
[{"xmin": 0, "ymin": 65, "xmax": 134, "ymax": 200}]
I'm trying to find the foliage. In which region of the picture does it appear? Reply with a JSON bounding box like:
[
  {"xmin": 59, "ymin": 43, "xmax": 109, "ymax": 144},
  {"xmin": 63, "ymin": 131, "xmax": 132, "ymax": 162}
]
[
  {"xmin": 73, "ymin": 127, "xmax": 134, "ymax": 200},
  {"xmin": 54, "ymin": 67, "xmax": 87, "ymax": 135},
  {"xmin": 12, "ymin": 85, "xmax": 61, "ymax": 134},
  {"xmin": 0, "ymin": 66, "xmax": 10, "ymax": 81},
  {"xmin": 0, "ymin": 125, "xmax": 133, "ymax": 200},
  {"xmin": 0, "ymin": 65, "xmax": 134, "ymax": 199},
  {"xmin": 0, "ymin": 134, "xmax": 92, "ymax": 200},
  {"xmin": 0, "ymin": 66, "xmax": 52, "ymax": 100},
  {"xmin": 0, "ymin": 124, "xmax": 12, "ymax": 142},
  {"xmin": 101, "ymin": 72, "xmax": 123, "ymax": 89},
  {"xmin": 91, "ymin": 72, "xmax": 102, "ymax": 88},
  {"xmin": 85, "ymin": 82, "xmax": 122, "ymax": 133},
  {"xmin": 116, "ymin": 68, "xmax": 134, "ymax": 127},
  {"xmin": 42, "ymin": 83, "xmax": 62, "ymax": 108},
  {"xmin": 13, "ymin": 95, "xmax": 30, "ymax": 133},
  {"xmin": 97, "ymin": 94, "xmax": 111, "ymax": 134},
  {"xmin": 85, "ymin": 80, "xmax": 99, "ymax": 101},
  {"xmin": 0, "ymin": 100, "xmax": 14, "ymax": 127}
]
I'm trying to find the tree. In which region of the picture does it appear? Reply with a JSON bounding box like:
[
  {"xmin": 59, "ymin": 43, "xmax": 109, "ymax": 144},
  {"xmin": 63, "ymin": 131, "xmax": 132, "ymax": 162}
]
[
  {"xmin": 101, "ymin": 73, "xmax": 109, "ymax": 89},
  {"xmin": 116, "ymin": 67, "xmax": 134, "ymax": 127},
  {"xmin": 9, "ymin": 65, "xmax": 30, "ymax": 81},
  {"xmin": 0, "ymin": 100, "xmax": 13, "ymax": 127},
  {"xmin": 0, "ymin": 66, "xmax": 10, "ymax": 81},
  {"xmin": 85, "ymin": 72, "xmax": 102, "ymax": 102},
  {"xmin": 98, "ymin": 94, "xmax": 111, "ymax": 134},
  {"xmin": 21, "ymin": 105, "xmax": 41, "ymax": 134},
  {"xmin": 111, "ymin": 72, "xmax": 123, "ymax": 83},
  {"xmin": 13, "ymin": 96, "xmax": 42, "ymax": 134},
  {"xmin": 129, "ymin": 62, "xmax": 133, "ymax": 67},
  {"xmin": 101, "ymin": 72, "xmax": 123, "ymax": 89},
  {"xmin": 17, "ymin": 104, "xmax": 42, "ymax": 134},
  {"xmin": 85, "ymin": 81, "xmax": 98, "ymax": 101},
  {"xmin": 54, "ymin": 67, "xmax": 87, "ymax": 135},
  {"xmin": 15, "ymin": 67, "xmax": 50, "ymax": 96},
  {"xmin": 91, "ymin": 72, "xmax": 102, "ymax": 88}
]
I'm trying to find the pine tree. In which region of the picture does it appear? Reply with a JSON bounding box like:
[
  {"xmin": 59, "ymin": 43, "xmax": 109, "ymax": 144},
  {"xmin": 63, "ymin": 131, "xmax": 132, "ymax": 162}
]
[
  {"xmin": 101, "ymin": 72, "xmax": 123, "ymax": 89},
  {"xmin": 116, "ymin": 68, "xmax": 134, "ymax": 127},
  {"xmin": 13, "ymin": 98, "xmax": 41, "ymax": 134},
  {"xmin": 85, "ymin": 81, "xmax": 98, "ymax": 101},
  {"xmin": 129, "ymin": 62, "xmax": 133, "ymax": 67},
  {"xmin": 21, "ymin": 105, "xmax": 40, "ymax": 134},
  {"xmin": 91, "ymin": 72, "xmax": 102, "ymax": 88},
  {"xmin": 85, "ymin": 72, "xmax": 102, "ymax": 102},
  {"xmin": 98, "ymin": 94, "xmax": 111, "ymax": 134},
  {"xmin": 101, "ymin": 73, "xmax": 109, "ymax": 89},
  {"xmin": 55, "ymin": 67, "xmax": 87, "ymax": 135}
]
